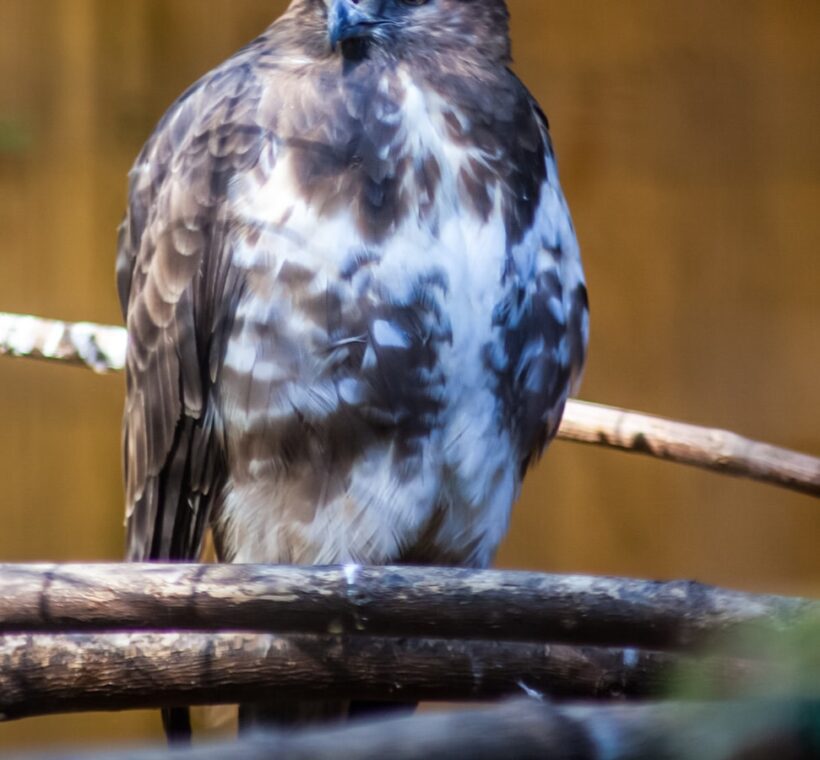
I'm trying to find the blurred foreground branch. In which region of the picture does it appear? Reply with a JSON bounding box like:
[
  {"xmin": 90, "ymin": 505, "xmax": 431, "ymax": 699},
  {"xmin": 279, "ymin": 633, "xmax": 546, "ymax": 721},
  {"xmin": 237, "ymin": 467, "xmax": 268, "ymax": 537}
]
[
  {"xmin": 0, "ymin": 631, "xmax": 754, "ymax": 721},
  {"xmin": 1, "ymin": 311, "xmax": 817, "ymax": 497},
  {"xmin": 18, "ymin": 698, "xmax": 820, "ymax": 760},
  {"xmin": 2, "ymin": 563, "xmax": 817, "ymax": 651}
]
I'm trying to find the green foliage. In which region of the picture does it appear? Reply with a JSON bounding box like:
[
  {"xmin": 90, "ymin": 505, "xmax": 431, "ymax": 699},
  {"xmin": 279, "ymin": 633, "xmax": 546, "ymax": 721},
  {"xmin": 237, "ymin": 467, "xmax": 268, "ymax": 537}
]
[
  {"xmin": 673, "ymin": 613, "xmax": 820, "ymax": 700},
  {"xmin": 667, "ymin": 613, "xmax": 820, "ymax": 759}
]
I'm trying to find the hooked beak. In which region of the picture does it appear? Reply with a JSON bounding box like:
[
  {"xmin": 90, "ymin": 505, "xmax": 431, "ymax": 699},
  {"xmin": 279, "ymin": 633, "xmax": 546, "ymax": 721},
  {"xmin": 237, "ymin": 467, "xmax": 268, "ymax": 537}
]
[{"xmin": 328, "ymin": 0, "xmax": 379, "ymax": 51}]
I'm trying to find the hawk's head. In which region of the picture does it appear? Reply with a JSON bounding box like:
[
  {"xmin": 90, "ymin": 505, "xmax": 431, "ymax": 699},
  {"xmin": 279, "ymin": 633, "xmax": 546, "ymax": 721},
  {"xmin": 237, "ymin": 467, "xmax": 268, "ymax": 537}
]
[{"xmin": 314, "ymin": 0, "xmax": 510, "ymax": 64}]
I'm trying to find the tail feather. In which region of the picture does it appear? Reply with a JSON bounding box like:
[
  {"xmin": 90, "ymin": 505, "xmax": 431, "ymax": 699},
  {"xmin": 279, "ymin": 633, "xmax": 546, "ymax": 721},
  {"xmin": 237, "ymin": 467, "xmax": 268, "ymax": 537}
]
[
  {"xmin": 238, "ymin": 700, "xmax": 349, "ymax": 731},
  {"xmin": 237, "ymin": 700, "xmax": 417, "ymax": 733},
  {"xmin": 348, "ymin": 701, "xmax": 418, "ymax": 721},
  {"xmin": 161, "ymin": 707, "xmax": 192, "ymax": 745}
]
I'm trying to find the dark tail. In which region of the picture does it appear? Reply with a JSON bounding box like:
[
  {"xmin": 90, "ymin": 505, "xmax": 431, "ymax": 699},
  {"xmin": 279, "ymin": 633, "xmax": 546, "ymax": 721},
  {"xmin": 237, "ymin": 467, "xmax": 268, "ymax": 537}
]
[
  {"xmin": 162, "ymin": 707, "xmax": 192, "ymax": 745},
  {"xmin": 238, "ymin": 700, "xmax": 416, "ymax": 733},
  {"xmin": 348, "ymin": 701, "xmax": 418, "ymax": 721},
  {"xmin": 238, "ymin": 699, "xmax": 348, "ymax": 730}
]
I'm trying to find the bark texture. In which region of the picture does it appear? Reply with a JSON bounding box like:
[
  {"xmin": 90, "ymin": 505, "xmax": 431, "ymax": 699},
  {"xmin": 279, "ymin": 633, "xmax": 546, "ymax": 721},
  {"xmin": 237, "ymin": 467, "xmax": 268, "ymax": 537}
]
[
  {"xmin": 1, "ymin": 563, "xmax": 815, "ymax": 652},
  {"xmin": 0, "ymin": 631, "xmax": 760, "ymax": 722}
]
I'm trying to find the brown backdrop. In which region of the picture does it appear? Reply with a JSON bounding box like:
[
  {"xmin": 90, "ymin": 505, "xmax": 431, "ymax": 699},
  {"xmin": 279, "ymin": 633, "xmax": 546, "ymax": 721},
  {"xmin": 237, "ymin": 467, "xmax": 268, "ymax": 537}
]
[{"xmin": 0, "ymin": 0, "xmax": 817, "ymax": 749}]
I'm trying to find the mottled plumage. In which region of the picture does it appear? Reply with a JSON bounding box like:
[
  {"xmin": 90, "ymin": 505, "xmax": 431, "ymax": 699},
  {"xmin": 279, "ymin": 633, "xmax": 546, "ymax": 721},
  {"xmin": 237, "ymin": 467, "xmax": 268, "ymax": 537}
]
[{"xmin": 118, "ymin": 0, "xmax": 587, "ymax": 735}]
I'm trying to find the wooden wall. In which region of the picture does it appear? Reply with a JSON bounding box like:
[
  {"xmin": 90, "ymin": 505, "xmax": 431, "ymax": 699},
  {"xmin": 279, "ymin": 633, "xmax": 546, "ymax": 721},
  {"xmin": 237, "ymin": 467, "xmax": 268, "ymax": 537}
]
[{"xmin": 0, "ymin": 0, "xmax": 817, "ymax": 749}]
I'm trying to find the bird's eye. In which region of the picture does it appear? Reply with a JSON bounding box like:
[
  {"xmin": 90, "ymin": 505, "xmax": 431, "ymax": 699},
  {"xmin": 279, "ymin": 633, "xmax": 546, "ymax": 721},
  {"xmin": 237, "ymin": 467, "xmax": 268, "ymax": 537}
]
[{"xmin": 400, "ymin": 0, "xmax": 430, "ymax": 6}]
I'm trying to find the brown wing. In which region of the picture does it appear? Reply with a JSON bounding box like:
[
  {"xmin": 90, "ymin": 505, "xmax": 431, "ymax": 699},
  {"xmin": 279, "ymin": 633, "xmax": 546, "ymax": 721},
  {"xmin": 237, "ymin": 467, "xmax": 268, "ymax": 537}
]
[
  {"xmin": 491, "ymin": 76, "xmax": 589, "ymax": 473},
  {"xmin": 117, "ymin": 46, "xmax": 269, "ymax": 561}
]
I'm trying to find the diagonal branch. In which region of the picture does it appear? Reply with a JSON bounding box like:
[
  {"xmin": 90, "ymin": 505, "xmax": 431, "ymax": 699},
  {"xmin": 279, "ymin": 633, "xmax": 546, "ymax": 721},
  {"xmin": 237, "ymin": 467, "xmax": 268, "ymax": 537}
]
[
  {"xmin": 1, "ymin": 311, "xmax": 818, "ymax": 497},
  {"xmin": 558, "ymin": 400, "xmax": 820, "ymax": 497},
  {"xmin": 1, "ymin": 563, "xmax": 816, "ymax": 652}
]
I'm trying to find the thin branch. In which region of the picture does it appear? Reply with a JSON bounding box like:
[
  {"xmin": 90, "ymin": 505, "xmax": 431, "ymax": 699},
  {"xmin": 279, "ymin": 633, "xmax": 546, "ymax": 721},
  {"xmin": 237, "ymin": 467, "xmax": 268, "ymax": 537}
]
[
  {"xmin": 0, "ymin": 312, "xmax": 125, "ymax": 374},
  {"xmin": 1, "ymin": 311, "xmax": 818, "ymax": 497},
  {"xmin": 559, "ymin": 400, "xmax": 820, "ymax": 498},
  {"xmin": 17, "ymin": 698, "xmax": 819, "ymax": 760},
  {"xmin": 1, "ymin": 564, "xmax": 816, "ymax": 652},
  {"xmin": 0, "ymin": 631, "xmax": 756, "ymax": 721}
]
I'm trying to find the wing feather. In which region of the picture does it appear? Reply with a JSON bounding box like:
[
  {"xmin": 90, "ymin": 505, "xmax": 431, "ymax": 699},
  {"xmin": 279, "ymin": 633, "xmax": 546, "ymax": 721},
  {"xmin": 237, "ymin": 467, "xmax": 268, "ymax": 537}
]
[
  {"xmin": 495, "ymin": 80, "xmax": 589, "ymax": 472},
  {"xmin": 117, "ymin": 42, "xmax": 267, "ymax": 561}
]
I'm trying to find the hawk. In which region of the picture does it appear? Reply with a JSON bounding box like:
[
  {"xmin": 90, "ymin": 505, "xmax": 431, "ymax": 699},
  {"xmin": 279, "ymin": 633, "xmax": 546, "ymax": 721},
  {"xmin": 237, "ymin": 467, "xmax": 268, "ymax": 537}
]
[{"xmin": 117, "ymin": 0, "xmax": 588, "ymax": 737}]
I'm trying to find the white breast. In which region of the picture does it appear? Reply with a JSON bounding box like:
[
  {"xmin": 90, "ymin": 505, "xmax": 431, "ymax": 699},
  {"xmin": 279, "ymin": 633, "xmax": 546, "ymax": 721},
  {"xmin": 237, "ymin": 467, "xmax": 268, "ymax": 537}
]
[{"xmin": 216, "ymin": 68, "xmax": 564, "ymax": 569}]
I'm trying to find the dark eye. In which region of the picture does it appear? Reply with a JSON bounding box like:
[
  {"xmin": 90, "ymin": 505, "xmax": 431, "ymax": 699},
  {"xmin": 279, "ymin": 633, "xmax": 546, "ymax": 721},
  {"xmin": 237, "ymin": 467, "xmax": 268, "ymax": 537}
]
[{"xmin": 400, "ymin": 0, "xmax": 430, "ymax": 6}]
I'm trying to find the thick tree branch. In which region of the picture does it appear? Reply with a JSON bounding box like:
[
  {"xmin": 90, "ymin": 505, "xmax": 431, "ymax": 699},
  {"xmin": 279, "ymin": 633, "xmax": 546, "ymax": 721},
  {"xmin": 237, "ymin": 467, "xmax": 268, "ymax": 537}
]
[
  {"xmin": 2, "ymin": 311, "xmax": 817, "ymax": 497},
  {"xmin": 1, "ymin": 564, "xmax": 816, "ymax": 652},
  {"xmin": 15, "ymin": 698, "xmax": 820, "ymax": 760},
  {"xmin": 0, "ymin": 632, "xmax": 756, "ymax": 721}
]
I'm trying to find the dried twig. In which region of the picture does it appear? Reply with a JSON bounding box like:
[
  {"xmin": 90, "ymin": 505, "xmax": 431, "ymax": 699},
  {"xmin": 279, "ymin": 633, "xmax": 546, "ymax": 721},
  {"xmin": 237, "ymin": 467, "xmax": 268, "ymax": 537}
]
[
  {"xmin": 559, "ymin": 400, "xmax": 820, "ymax": 497},
  {"xmin": 14, "ymin": 698, "xmax": 820, "ymax": 760},
  {"xmin": 0, "ymin": 631, "xmax": 756, "ymax": 721},
  {"xmin": 1, "ymin": 311, "xmax": 818, "ymax": 496},
  {"xmin": 0, "ymin": 312, "xmax": 125, "ymax": 374},
  {"xmin": 2, "ymin": 564, "xmax": 817, "ymax": 652}
]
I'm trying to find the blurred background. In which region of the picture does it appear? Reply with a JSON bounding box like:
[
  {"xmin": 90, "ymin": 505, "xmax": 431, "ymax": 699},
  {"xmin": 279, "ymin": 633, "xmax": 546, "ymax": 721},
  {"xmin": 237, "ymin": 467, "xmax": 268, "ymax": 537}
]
[{"xmin": 0, "ymin": 0, "xmax": 817, "ymax": 750}]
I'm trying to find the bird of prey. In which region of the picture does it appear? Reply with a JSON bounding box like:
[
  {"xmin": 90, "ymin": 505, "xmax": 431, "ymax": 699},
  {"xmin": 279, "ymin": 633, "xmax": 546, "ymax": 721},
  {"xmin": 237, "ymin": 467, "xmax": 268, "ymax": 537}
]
[{"xmin": 117, "ymin": 0, "xmax": 588, "ymax": 738}]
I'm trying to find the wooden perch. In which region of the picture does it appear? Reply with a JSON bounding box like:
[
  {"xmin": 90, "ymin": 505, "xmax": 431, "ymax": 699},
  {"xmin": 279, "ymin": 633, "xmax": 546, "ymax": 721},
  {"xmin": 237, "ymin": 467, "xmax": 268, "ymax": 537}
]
[
  {"xmin": 1, "ymin": 311, "xmax": 817, "ymax": 497},
  {"xmin": 18, "ymin": 698, "xmax": 820, "ymax": 760},
  {"xmin": 0, "ymin": 631, "xmax": 756, "ymax": 721},
  {"xmin": 1, "ymin": 563, "xmax": 816, "ymax": 651}
]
